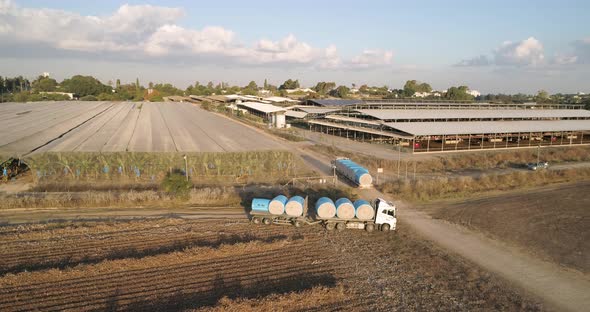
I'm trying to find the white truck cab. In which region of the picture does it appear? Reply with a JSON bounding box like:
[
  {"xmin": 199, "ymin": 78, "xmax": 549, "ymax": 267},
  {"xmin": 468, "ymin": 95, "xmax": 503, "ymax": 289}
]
[{"xmin": 373, "ymin": 198, "xmax": 397, "ymax": 231}]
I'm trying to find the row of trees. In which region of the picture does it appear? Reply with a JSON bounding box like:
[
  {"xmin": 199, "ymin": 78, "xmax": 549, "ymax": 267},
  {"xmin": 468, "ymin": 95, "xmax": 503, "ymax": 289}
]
[{"xmin": 2, "ymin": 74, "xmax": 588, "ymax": 107}]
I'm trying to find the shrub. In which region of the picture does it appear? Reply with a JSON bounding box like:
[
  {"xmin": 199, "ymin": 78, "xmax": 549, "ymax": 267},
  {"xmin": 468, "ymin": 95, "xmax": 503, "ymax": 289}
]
[
  {"xmin": 80, "ymin": 95, "xmax": 98, "ymax": 101},
  {"xmin": 160, "ymin": 171, "xmax": 192, "ymax": 199}
]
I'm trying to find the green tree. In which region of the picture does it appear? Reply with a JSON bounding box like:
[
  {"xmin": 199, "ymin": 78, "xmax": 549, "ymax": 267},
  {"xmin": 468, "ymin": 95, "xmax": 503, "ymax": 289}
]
[
  {"xmin": 313, "ymin": 81, "xmax": 336, "ymax": 95},
  {"xmin": 403, "ymin": 80, "xmax": 417, "ymax": 97},
  {"xmin": 445, "ymin": 86, "xmax": 474, "ymax": 101},
  {"xmin": 279, "ymin": 79, "xmax": 300, "ymax": 90},
  {"xmin": 60, "ymin": 75, "xmax": 111, "ymax": 97},
  {"xmin": 116, "ymin": 79, "xmax": 121, "ymax": 89},
  {"xmin": 32, "ymin": 75, "xmax": 58, "ymax": 92},
  {"xmin": 263, "ymin": 79, "xmax": 268, "ymax": 90},
  {"xmin": 330, "ymin": 85, "xmax": 350, "ymax": 98},
  {"xmin": 246, "ymin": 81, "xmax": 258, "ymax": 90},
  {"xmin": 403, "ymin": 80, "xmax": 431, "ymax": 96},
  {"xmin": 535, "ymin": 90, "xmax": 550, "ymax": 103}
]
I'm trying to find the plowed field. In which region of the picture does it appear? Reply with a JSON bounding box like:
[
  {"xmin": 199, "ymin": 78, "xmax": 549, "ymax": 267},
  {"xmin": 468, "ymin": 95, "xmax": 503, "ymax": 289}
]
[
  {"xmin": 0, "ymin": 219, "xmax": 542, "ymax": 311},
  {"xmin": 422, "ymin": 181, "xmax": 590, "ymax": 273}
]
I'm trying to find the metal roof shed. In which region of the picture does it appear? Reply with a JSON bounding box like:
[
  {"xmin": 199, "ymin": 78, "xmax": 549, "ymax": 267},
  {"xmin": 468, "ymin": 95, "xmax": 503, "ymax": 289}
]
[
  {"xmin": 384, "ymin": 120, "xmax": 590, "ymax": 136},
  {"xmin": 357, "ymin": 109, "xmax": 590, "ymax": 121},
  {"xmin": 306, "ymin": 99, "xmax": 363, "ymax": 107}
]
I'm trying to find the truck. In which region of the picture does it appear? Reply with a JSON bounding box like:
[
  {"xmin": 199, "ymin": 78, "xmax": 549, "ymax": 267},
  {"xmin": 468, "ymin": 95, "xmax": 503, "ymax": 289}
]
[
  {"xmin": 249, "ymin": 196, "xmax": 397, "ymax": 232},
  {"xmin": 332, "ymin": 157, "xmax": 373, "ymax": 188}
]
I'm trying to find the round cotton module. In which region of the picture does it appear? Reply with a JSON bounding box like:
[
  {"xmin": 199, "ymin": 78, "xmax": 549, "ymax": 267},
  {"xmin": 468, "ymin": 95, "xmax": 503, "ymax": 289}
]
[
  {"xmin": 269, "ymin": 195, "xmax": 288, "ymax": 215},
  {"xmin": 335, "ymin": 198, "xmax": 355, "ymax": 219},
  {"xmin": 285, "ymin": 195, "xmax": 305, "ymax": 216},
  {"xmin": 354, "ymin": 199, "xmax": 375, "ymax": 220},
  {"xmin": 315, "ymin": 197, "xmax": 336, "ymax": 219}
]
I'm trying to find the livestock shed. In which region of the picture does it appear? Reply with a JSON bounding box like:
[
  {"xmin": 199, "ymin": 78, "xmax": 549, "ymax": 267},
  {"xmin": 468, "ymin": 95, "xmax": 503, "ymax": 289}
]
[
  {"xmin": 237, "ymin": 102, "xmax": 287, "ymax": 128},
  {"xmin": 306, "ymin": 99, "xmax": 364, "ymax": 107},
  {"xmin": 303, "ymin": 101, "xmax": 590, "ymax": 153}
]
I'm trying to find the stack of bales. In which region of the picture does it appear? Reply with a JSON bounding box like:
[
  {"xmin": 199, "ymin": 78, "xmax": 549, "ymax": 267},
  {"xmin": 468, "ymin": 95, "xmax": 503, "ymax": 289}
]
[
  {"xmin": 314, "ymin": 197, "xmax": 375, "ymax": 220},
  {"xmin": 334, "ymin": 158, "xmax": 372, "ymax": 187},
  {"xmin": 251, "ymin": 195, "xmax": 305, "ymax": 217}
]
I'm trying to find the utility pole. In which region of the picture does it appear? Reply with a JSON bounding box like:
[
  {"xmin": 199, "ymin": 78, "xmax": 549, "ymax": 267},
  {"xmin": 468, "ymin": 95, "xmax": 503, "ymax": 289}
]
[
  {"xmin": 183, "ymin": 155, "xmax": 188, "ymax": 182},
  {"xmin": 397, "ymin": 144, "xmax": 401, "ymax": 177},
  {"xmin": 332, "ymin": 164, "xmax": 337, "ymax": 186}
]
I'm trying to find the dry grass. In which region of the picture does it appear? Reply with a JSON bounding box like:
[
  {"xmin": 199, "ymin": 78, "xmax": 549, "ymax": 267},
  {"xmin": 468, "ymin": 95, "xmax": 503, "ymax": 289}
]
[
  {"xmin": 0, "ymin": 187, "xmax": 242, "ymax": 209},
  {"xmin": 196, "ymin": 286, "xmax": 347, "ymax": 312},
  {"xmin": 379, "ymin": 167, "xmax": 590, "ymax": 202},
  {"xmin": 309, "ymin": 144, "xmax": 590, "ymax": 173}
]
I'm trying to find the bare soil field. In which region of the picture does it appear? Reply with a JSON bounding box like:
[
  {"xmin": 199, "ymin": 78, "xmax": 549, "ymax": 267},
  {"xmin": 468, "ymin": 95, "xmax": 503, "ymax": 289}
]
[
  {"xmin": 418, "ymin": 181, "xmax": 590, "ymax": 273},
  {"xmin": 0, "ymin": 218, "xmax": 542, "ymax": 311},
  {"xmin": 0, "ymin": 101, "xmax": 284, "ymax": 155}
]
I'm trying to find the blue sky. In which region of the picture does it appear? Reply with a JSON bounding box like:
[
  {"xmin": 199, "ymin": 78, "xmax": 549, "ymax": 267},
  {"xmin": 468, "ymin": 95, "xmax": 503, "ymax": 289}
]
[{"xmin": 2, "ymin": 0, "xmax": 590, "ymax": 93}]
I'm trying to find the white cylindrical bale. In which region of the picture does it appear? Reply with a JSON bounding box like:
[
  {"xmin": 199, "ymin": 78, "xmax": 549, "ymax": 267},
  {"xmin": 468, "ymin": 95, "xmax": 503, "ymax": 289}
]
[
  {"xmin": 354, "ymin": 199, "xmax": 375, "ymax": 220},
  {"xmin": 285, "ymin": 196, "xmax": 305, "ymax": 216},
  {"xmin": 315, "ymin": 197, "xmax": 336, "ymax": 219},
  {"xmin": 335, "ymin": 198, "xmax": 355, "ymax": 219},
  {"xmin": 269, "ymin": 195, "xmax": 288, "ymax": 215}
]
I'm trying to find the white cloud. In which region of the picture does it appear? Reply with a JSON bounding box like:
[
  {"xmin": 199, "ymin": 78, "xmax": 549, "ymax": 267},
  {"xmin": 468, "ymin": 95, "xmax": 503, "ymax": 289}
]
[
  {"xmin": 0, "ymin": 1, "xmax": 393, "ymax": 70},
  {"xmin": 494, "ymin": 37, "xmax": 544, "ymax": 66},
  {"xmin": 349, "ymin": 50, "xmax": 394, "ymax": 68},
  {"xmin": 251, "ymin": 34, "xmax": 316, "ymax": 64},
  {"xmin": 456, "ymin": 37, "xmax": 545, "ymax": 67},
  {"xmin": 455, "ymin": 55, "xmax": 490, "ymax": 67},
  {"xmin": 144, "ymin": 25, "xmax": 236, "ymax": 56},
  {"xmin": 553, "ymin": 54, "xmax": 578, "ymax": 65},
  {"xmin": 318, "ymin": 47, "xmax": 394, "ymax": 70}
]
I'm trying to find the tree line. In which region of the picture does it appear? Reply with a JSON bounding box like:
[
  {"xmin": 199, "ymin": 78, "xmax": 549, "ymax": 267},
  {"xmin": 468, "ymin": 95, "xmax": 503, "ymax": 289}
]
[{"xmin": 1, "ymin": 74, "xmax": 588, "ymax": 108}]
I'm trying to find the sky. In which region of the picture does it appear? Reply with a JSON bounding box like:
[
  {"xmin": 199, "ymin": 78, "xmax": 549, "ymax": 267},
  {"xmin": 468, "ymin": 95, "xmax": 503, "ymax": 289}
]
[{"xmin": 1, "ymin": 0, "xmax": 589, "ymax": 93}]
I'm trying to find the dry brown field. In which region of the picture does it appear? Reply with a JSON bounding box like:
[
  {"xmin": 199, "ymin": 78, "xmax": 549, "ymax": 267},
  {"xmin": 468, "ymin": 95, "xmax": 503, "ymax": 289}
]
[{"xmin": 0, "ymin": 219, "xmax": 542, "ymax": 311}]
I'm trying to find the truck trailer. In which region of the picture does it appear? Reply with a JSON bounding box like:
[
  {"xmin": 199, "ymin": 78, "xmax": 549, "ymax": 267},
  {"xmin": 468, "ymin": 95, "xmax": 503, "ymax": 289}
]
[
  {"xmin": 332, "ymin": 157, "xmax": 373, "ymax": 188},
  {"xmin": 250, "ymin": 196, "xmax": 396, "ymax": 232}
]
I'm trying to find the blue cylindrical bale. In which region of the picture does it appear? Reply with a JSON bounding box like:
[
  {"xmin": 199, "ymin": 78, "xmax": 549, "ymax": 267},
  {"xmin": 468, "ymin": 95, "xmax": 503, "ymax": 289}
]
[
  {"xmin": 334, "ymin": 158, "xmax": 372, "ymax": 187},
  {"xmin": 335, "ymin": 198, "xmax": 355, "ymax": 219},
  {"xmin": 285, "ymin": 195, "xmax": 305, "ymax": 216},
  {"xmin": 251, "ymin": 198, "xmax": 271, "ymax": 213},
  {"xmin": 269, "ymin": 195, "xmax": 288, "ymax": 215},
  {"xmin": 354, "ymin": 199, "xmax": 375, "ymax": 220},
  {"xmin": 315, "ymin": 197, "xmax": 336, "ymax": 219}
]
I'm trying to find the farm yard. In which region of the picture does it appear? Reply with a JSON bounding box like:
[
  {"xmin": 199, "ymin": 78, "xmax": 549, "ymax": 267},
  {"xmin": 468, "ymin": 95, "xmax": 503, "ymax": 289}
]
[
  {"xmin": 0, "ymin": 219, "xmax": 541, "ymax": 311},
  {"xmin": 0, "ymin": 101, "xmax": 284, "ymax": 155}
]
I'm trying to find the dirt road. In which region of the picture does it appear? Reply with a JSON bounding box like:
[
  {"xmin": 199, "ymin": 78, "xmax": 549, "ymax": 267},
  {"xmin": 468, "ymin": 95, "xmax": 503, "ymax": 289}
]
[{"xmin": 360, "ymin": 188, "xmax": 589, "ymax": 312}]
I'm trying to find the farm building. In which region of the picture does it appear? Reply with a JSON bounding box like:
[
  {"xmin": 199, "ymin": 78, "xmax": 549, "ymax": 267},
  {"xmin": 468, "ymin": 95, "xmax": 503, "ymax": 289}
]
[
  {"xmin": 292, "ymin": 100, "xmax": 590, "ymax": 153},
  {"xmin": 236, "ymin": 102, "xmax": 287, "ymax": 128}
]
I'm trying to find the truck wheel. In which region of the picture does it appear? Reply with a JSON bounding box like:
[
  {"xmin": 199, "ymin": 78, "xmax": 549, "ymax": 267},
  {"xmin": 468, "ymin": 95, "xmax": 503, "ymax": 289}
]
[
  {"xmin": 293, "ymin": 220, "xmax": 302, "ymax": 228},
  {"xmin": 336, "ymin": 222, "xmax": 345, "ymax": 231},
  {"xmin": 365, "ymin": 224, "xmax": 375, "ymax": 232},
  {"xmin": 262, "ymin": 218, "xmax": 272, "ymax": 225},
  {"xmin": 381, "ymin": 224, "xmax": 390, "ymax": 232},
  {"xmin": 325, "ymin": 222, "xmax": 335, "ymax": 231},
  {"xmin": 252, "ymin": 217, "xmax": 261, "ymax": 225}
]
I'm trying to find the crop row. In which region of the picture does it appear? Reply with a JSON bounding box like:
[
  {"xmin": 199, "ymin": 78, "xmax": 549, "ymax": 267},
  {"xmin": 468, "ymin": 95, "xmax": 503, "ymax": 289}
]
[{"xmin": 0, "ymin": 239, "xmax": 343, "ymax": 311}]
